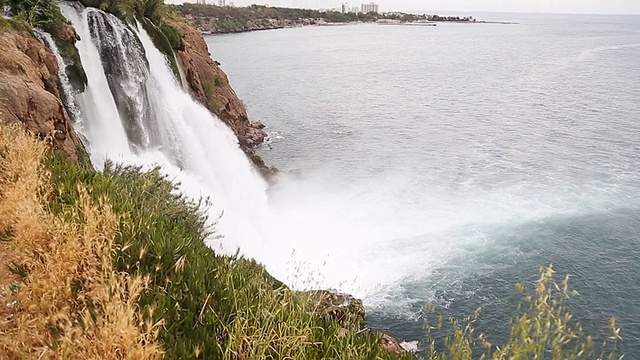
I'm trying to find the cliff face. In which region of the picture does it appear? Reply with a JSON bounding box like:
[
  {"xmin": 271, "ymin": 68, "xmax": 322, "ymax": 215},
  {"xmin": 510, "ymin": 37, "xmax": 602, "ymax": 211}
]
[
  {"xmin": 186, "ymin": 15, "xmax": 312, "ymax": 34},
  {"xmin": 0, "ymin": 28, "xmax": 82, "ymax": 163},
  {"xmin": 167, "ymin": 17, "xmax": 267, "ymax": 151}
]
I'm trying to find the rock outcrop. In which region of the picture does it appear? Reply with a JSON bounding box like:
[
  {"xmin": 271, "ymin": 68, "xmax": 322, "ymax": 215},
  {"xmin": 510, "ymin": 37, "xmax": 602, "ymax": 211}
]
[
  {"xmin": 0, "ymin": 28, "xmax": 82, "ymax": 163},
  {"xmin": 298, "ymin": 290, "xmax": 416, "ymax": 357},
  {"xmin": 166, "ymin": 17, "xmax": 267, "ymax": 151},
  {"xmin": 380, "ymin": 333, "xmax": 411, "ymax": 357},
  {"xmin": 298, "ymin": 290, "xmax": 366, "ymax": 330}
]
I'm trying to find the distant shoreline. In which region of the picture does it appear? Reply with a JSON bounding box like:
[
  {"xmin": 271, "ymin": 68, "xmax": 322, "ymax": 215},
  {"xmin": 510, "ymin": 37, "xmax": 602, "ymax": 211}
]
[
  {"xmin": 199, "ymin": 20, "xmax": 519, "ymax": 36},
  {"xmin": 174, "ymin": 4, "xmax": 517, "ymax": 36}
]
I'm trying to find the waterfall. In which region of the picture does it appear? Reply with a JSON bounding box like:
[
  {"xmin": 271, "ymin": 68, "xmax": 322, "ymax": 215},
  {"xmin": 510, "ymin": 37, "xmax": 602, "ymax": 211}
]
[
  {"xmin": 34, "ymin": 30, "xmax": 84, "ymax": 130},
  {"xmin": 86, "ymin": 9, "xmax": 153, "ymax": 150},
  {"xmin": 60, "ymin": 3, "xmax": 131, "ymax": 164},
  {"xmin": 59, "ymin": 4, "xmax": 268, "ymax": 248}
]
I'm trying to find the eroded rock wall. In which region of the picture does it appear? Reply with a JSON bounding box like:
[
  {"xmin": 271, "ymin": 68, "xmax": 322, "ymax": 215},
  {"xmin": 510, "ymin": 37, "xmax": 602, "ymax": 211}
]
[{"xmin": 0, "ymin": 28, "xmax": 82, "ymax": 162}]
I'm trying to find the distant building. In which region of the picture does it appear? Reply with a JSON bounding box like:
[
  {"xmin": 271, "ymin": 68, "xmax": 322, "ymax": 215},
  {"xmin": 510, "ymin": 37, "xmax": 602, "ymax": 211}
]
[
  {"xmin": 218, "ymin": 0, "xmax": 225, "ymax": 5},
  {"xmin": 341, "ymin": 2, "xmax": 349, "ymax": 13},
  {"xmin": 360, "ymin": 2, "xmax": 379, "ymax": 13},
  {"xmin": 196, "ymin": 0, "xmax": 206, "ymax": 4}
]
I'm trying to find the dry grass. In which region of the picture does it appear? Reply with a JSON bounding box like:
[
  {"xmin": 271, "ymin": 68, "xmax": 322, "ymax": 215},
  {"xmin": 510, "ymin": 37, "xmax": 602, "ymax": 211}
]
[
  {"xmin": 0, "ymin": 125, "xmax": 163, "ymax": 359},
  {"xmin": 425, "ymin": 265, "xmax": 623, "ymax": 360}
]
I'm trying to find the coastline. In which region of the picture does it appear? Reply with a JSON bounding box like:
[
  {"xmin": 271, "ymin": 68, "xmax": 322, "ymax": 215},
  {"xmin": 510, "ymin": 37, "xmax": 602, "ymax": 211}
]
[
  {"xmin": 174, "ymin": 4, "xmax": 516, "ymax": 36},
  {"xmin": 198, "ymin": 19, "xmax": 518, "ymax": 35}
]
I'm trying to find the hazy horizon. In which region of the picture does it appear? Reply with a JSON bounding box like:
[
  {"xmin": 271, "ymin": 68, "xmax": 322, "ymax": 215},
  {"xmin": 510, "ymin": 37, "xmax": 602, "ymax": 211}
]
[{"xmin": 170, "ymin": 0, "xmax": 640, "ymax": 15}]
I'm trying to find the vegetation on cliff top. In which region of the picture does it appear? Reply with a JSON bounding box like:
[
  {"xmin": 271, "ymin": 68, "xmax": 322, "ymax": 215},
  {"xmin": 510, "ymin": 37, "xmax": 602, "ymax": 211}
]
[
  {"xmin": 84, "ymin": 0, "xmax": 184, "ymax": 49},
  {"xmin": 85, "ymin": 0, "xmax": 185, "ymax": 81},
  {"xmin": 176, "ymin": 3, "xmax": 376, "ymax": 32},
  {"xmin": 6, "ymin": 0, "xmax": 88, "ymax": 91}
]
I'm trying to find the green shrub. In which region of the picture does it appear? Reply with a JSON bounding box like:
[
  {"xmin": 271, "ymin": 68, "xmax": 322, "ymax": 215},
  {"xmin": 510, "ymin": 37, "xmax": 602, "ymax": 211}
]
[
  {"xmin": 216, "ymin": 16, "xmax": 244, "ymax": 33},
  {"xmin": 159, "ymin": 22, "xmax": 183, "ymax": 51},
  {"xmin": 214, "ymin": 74, "xmax": 226, "ymax": 87},
  {"xmin": 6, "ymin": 0, "xmax": 87, "ymax": 91},
  {"xmin": 202, "ymin": 79, "xmax": 220, "ymax": 112},
  {"xmin": 141, "ymin": 18, "xmax": 182, "ymax": 85},
  {"xmin": 93, "ymin": 0, "xmax": 169, "ymax": 26},
  {"xmin": 0, "ymin": 16, "xmax": 32, "ymax": 32},
  {"xmin": 8, "ymin": 0, "xmax": 65, "ymax": 32}
]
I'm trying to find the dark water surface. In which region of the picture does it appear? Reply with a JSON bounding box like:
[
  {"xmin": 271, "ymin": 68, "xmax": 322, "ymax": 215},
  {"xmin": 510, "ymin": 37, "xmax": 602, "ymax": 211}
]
[{"xmin": 206, "ymin": 13, "xmax": 640, "ymax": 355}]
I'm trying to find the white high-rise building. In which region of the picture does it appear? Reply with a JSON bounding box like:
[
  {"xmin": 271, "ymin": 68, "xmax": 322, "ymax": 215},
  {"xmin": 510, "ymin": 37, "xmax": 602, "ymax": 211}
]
[
  {"xmin": 360, "ymin": 2, "xmax": 379, "ymax": 13},
  {"xmin": 218, "ymin": 0, "xmax": 226, "ymax": 5},
  {"xmin": 341, "ymin": 2, "xmax": 349, "ymax": 13}
]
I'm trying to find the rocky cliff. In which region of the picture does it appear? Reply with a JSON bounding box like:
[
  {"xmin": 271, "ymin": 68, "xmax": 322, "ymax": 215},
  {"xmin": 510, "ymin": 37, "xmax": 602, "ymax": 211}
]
[
  {"xmin": 0, "ymin": 27, "xmax": 82, "ymax": 163},
  {"xmin": 186, "ymin": 15, "xmax": 312, "ymax": 34},
  {"xmin": 167, "ymin": 16, "xmax": 267, "ymax": 150}
]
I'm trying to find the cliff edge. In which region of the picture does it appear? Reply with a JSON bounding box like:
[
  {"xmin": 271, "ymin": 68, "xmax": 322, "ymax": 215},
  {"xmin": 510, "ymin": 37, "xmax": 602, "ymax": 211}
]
[
  {"xmin": 0, "ymin": 26, "xmax": 82, "ymax": 163},
  {"xmin": 166, "ymin": 16, "xmax": 267, "ymax": 151}
]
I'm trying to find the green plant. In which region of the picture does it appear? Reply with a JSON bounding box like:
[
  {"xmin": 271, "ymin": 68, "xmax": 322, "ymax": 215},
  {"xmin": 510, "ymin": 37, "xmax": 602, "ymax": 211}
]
[
  {"xmin": 159, "ymin": 22, "xmax": 183, "ymax": 51},
  {"xmin": 95, "ymin": 0, "xmax": 171, "ymax": 26},
  {"xmin": 214, "ymin": 74, "xmax": 226, "ymax": 87},
  {"xmin": 141, "ymin": 18, "xmax": 183, "ymax": 84},
  {"xmin": 0, "ymin": 16, "xmax": 32, "ymax": 32},
  {"xmin": 425, "ymin": 266, "xmax": 623, "ymax": 360},
  {"xmin": 202, "ymin": 79, "xmax": 220, "ymax": 112},
  {"xmin": 8, "ymin": 0, "xmax": 64, "ymax": 32}
]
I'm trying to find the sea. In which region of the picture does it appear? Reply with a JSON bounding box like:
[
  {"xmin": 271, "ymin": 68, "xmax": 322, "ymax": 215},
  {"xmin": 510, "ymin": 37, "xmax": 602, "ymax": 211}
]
[{"xmin": 205, "ymin": 13, "xmax": 640, "ymax": 356}]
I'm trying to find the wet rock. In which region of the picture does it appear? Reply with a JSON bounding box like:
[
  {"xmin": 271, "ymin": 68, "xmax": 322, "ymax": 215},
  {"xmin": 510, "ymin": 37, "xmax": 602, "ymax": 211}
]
[{"xmin": 380, "ymin": 333, "xmax": 409, "ymax": 356}]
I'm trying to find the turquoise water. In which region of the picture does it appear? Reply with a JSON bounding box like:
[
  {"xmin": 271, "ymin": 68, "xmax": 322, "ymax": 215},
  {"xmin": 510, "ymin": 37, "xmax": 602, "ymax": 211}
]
[{"xmin": 206, "ymin": 13, "xmax": 640, "ymax": 355}]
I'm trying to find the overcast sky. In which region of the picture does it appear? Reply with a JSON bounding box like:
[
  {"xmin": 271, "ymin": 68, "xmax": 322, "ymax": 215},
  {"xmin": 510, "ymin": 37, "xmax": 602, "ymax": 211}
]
[{"xmin": 198, "ymin": 0, "xmax": 640, "ymax": 14}]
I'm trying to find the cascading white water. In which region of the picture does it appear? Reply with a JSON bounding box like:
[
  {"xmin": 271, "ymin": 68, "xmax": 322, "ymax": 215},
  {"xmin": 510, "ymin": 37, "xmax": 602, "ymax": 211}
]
[
  {"xmin": 134, "ymin": 22, "xmax": 269, "ymax": 247},
  {"xmin": 87, "ymin": 10, "xmax": 153, "ymax": 149},
  {"xmin": 60, "ymin": 3, "xmax": 131, "ymax": 165},
  {"xmin": 34, "ymin": 31, "xmax": 84, "ymax": 128},
  {"xmin": 60, "ymin": 4, "xmax": 269, "ymax": 249}
]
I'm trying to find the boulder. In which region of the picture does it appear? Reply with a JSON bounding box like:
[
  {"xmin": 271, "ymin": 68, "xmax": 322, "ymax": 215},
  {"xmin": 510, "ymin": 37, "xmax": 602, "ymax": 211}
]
[
  {"xmin": 297, "ymin": 290, "xmax": 366, "ymax": 330},
  {"xmin": 380, "ymin": 333, "xmax": 409, "ymax": 356}
]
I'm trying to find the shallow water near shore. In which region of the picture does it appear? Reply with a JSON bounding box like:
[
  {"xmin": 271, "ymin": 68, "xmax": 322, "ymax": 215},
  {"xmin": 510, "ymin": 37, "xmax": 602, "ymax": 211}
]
[{"xmin": 206, "ymin": 13, "xmax": 640, "ymax": 355}]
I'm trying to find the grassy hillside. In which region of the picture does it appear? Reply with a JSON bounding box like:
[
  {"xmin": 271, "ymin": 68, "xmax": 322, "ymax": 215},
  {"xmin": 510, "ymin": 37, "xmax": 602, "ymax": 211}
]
[
  {"xmin": 0, "ymin": 125, "xmax": 623, "ymax": 359},
  {"xmin": 0, "ymin": 125, "xmax": 409, "ymax": 359}
]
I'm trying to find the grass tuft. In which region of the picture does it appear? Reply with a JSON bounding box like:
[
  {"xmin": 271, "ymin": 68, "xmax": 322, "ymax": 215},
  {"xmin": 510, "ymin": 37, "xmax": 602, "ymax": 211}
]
[
  {"xmin": 0, "ymin": 125, "xmax": 163, "ymax": 359},
  {"xmin": 425, "ymin": 265, "xmax": 623, "ymax": 360}
]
